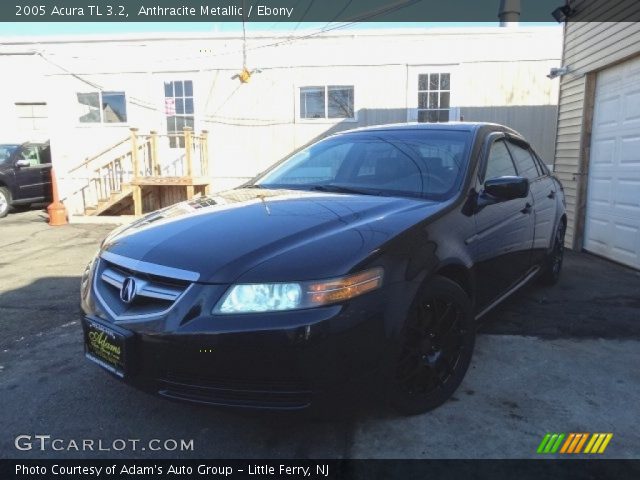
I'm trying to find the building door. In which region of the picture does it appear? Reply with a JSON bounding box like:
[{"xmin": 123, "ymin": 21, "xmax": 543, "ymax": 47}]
[{"xmin": 584, "ymin": 55, "xmax": 640, "ymax": 269}]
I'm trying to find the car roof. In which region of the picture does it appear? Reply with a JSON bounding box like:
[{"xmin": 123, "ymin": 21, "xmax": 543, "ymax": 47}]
[
  {"xmin": 333, "ymin": 121, "xmax": 522, "ymax": 138},
  {"xmin": 0, "ymin": 141, "xmax": 49, "ymax": 147}
]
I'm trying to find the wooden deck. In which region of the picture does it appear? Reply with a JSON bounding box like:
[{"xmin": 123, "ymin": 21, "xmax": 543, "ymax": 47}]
[
  {"xmin": 130, "ymin": 176, "xmax": 211, "ymax": 215},
  {"xmin": 69, "ymin": 127, "xmax": 211, "ymax": 216}
]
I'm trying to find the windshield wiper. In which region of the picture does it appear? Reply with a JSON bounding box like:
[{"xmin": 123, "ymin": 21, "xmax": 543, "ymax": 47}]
[{"xmin": 308, "ymin": 184, "xmax": 382, "ymax": 196}]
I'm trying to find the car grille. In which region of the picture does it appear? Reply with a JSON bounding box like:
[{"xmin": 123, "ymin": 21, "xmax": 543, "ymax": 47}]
[
  {"xmin": 94, "ymin": 256, "xmax": 192, "ymax": 320},
  {"xmin": 158, "ymin": 373, "xmax": 313, "ymax": 410}
]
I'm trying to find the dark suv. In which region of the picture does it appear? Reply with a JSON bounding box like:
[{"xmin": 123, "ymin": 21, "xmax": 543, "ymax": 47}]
[{"xmin": 0, "ymin": 142, "xmax": 52, "ymax": 218}]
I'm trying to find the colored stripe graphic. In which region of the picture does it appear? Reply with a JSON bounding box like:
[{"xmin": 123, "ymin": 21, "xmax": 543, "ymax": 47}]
[
  {"xmin": 568, "ymin": 433, "xmax": 582, "ymax": 453},
  {"xmin": 537, "ymin": 434, "xmax": 552, "ymax": 454},
  {"xmin": 539, "ymin": 433, "xmax": 613, "ymax": 454},
  {"xmin": 550, "ymin": 433, "xmax": 565, "ymax": 453},
  {"xmin": 584, "ymin": 434, "xmax": 598, "ymax": 453},
  {"xmin": 574, "ymin": 433, "xmax": 589, "ymax": 453},
  {"xmin": 538, "ymin": 433, "xmax": 565, "ymax": 454},
  {"xmin": 584, "ymin": 433, "xmax": 614, "ymax": 454},
  {"xmin": 560, "ymin": 433, "xmax": 575, "ymax": 453}
]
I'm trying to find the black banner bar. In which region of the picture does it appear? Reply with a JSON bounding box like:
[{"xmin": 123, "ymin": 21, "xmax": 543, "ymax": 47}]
[
  {"xmin": 3, "ymin": 0, "xmax": 640, "ymax": 23},
  {"xmin": 2, "ymin": 460, "xmax": 640, "ymax": 480}
]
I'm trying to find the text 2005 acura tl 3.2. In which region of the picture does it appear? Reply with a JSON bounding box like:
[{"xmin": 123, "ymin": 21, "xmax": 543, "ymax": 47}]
[{"xmin": 81, "ymin": 123, "xmax": 566, "ymax": 414}]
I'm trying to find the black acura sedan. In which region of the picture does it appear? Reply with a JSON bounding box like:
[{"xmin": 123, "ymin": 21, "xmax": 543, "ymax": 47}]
[{"xmin": 81, "ymin": 123, "xmax": 566, "ymax": 414}]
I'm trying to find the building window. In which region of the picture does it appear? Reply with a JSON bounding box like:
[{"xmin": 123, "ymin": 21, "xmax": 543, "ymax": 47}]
[
  {"xmin": 417, "ymin": 73, "xmax": 450, "ymax": 123},
  {"xmin": 15, "ymin": 102, "xmax": 48, "ymax": 132},
  {"xmin": 164, "ymin": 80, "xmax": 194, "ymax": 148},
  {"xmin": 300, "ymin": 85, "xmax": 354, "ymax": 120},
  {"xmin": 77, "ymin": 92, "xmax": 127, "ymax": 123}
]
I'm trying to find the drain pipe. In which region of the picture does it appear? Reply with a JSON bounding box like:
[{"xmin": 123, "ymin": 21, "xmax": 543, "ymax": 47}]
[{"xmin": 499, "ymin": 0, "xmax": 521, "ymax": 26}]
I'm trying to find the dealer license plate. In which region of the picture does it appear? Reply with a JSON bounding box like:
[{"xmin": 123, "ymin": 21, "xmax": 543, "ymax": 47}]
[{"xmin": 82, "ymin": 317, "xmax": 133, "ymax": 378}]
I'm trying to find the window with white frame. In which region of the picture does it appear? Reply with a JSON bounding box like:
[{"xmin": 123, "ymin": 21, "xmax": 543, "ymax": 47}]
[
  {"xmin": 164, "ymin": 80, "xmax": 194, "ymax": 148},
  {"xmin": 15, "ymin": 102, "xmax": 48, "ymax": 131},
  {"xmin": 77, "ymin": 91, "xmax": 127, "ymax": 123},
  {"xmin": 417, "ymin": 73, "xmax": 450, "ymax": 123},
  {"xmin": 300, "ymin": 85, "xmax": 355, "ymax": 120}
]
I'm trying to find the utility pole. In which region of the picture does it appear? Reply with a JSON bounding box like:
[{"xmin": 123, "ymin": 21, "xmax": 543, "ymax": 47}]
[{"xmin": 498, "ymin": 0, "xmax": 521, "ymax": 27}]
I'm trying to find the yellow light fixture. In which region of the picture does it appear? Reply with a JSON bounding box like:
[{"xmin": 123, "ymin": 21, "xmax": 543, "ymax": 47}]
[{"xmin": 238, "ymin": 67, "xmax": 252, "ymax": 83}]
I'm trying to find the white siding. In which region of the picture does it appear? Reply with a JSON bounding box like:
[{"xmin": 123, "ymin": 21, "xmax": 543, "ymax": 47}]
[{"xmin": 554, "ymin": 3, "xmax": 640, "ymax": 248}]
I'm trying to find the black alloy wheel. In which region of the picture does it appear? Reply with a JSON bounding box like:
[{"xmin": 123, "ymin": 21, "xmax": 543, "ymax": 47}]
[{"xmin": 390, "ymin": 276, "xmax": 475, "ymax": 415}]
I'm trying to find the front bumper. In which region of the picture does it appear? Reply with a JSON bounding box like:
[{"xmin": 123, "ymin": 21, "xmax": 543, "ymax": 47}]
[{"xmin": 81, "ymin": 259, "xmax": 404, "ymax": 410}]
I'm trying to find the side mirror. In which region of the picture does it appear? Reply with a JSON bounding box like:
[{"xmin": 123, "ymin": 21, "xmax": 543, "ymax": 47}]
[
  {"xmin": 483, "ymin": 176, "xmax": 529, "ymax": 201},
  {"xmin": 15, "ymin": 159, "xmax": 31, "ymax": 168}
]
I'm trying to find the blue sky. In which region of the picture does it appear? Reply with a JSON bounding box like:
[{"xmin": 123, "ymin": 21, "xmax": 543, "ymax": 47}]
[{"xmin": 0, "ymin": 21, "xmax": 555, "ymax": 36}]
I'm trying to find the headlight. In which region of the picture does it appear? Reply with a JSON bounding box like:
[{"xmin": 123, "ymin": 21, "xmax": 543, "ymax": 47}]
[{"xmin": 214, "ymin": 267, "xmax": 384, "ymax": 314}]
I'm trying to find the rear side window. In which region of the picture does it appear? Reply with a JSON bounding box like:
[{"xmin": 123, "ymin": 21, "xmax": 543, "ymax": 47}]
[
  {"xmin": 531, "ymin": 150, "xmax": 549, "ymax": 175},
  {"xmin": 507, "ymin": 141, "xmax": 540, "ymax": 180},
  {"xmin": 484, "ymin": 140, "xmax": 516, "ymax": 181}
]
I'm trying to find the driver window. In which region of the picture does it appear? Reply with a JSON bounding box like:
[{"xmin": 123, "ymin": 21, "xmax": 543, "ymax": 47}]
[
  {"xmin": 485, "ymin": 140, "xmax": 516, "ymax": 181},
  {"xmin": 19, "ymin": 146, "xmax": 40, "ymax": 167}
]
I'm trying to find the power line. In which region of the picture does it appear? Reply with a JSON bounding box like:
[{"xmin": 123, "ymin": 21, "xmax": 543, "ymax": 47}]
[
  {"xmin": 292, "ymin": 0, "xmax": 315, "ymax": 33},
  {"xmin": 194, "ymin": 0, "xmax": 421, "ymax": 61},
  {"xmin": 322, "ymin": 0, "xmax": 354, "ymax": 32},
  {"xmin": 29, "ymin": 0, "xmax": 422, "ymax": 68}
]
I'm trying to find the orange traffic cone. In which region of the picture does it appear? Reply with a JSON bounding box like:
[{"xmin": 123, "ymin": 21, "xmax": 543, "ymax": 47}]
[{"xmin": 47, "ymin": 167, "xmax": 68, "ymax": 226}]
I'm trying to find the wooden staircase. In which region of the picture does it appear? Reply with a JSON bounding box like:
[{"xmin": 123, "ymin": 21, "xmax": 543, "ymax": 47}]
[
  {"xmin": 83, "ymin": 187, "xmax": 134, "ymax": 216},
  {"xmin": 67, "ymin": 127, "xmax": 210, "ymax": 216}
]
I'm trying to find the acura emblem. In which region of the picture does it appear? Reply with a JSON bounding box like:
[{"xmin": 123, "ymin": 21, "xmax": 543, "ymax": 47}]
[{"xmin": 120, "ymin": 277, "xmax": 137, "ymax": 304}]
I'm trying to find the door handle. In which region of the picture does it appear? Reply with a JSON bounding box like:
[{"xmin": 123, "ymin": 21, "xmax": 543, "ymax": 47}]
[
  {"xmin": 521, "ymin": 203, "xmax": 532, "ymax": 214},
  {"xmin": 547, "ymin": 190, "xmax": 555, "ymax": 199}
]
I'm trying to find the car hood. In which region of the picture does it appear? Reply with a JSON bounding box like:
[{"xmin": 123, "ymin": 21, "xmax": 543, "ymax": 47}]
[{"xmin": 101, "ymin": 188, "xmax": 447, "ymax": 283}]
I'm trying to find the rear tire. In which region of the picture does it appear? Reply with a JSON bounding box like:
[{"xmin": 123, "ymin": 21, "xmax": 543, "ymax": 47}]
[
  {"xmin": 388, "ymin": 276, "xmax": 475, "ymax": 415},
  {"xmin": 539, "ymin": 222, "xmax": 565, "ymax": 286},
  {"xmin": 0, "ymin": 187, "xmax": 10, "ymax": 218}
]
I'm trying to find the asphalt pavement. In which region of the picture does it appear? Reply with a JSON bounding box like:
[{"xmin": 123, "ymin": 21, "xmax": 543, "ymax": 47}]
[{"xmin": 1, "ymin": 208, "xmax": 639, "ymax": 459}]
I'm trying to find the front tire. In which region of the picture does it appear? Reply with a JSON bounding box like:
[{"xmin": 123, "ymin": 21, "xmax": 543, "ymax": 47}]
[
  {"xmin": 389, "ymin": 276, "xmax": 475, "ymax": 415},
  {"xmin": 0, "ymin": 187, "xmax": 10, "ymax": 218}
]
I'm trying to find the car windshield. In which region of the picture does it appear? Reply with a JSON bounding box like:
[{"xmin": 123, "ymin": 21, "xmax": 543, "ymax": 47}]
[
  {"xmin": 0, "ymin": 144, "xmax": 18, "ymax": 165},
  {"xmin": 255, "ymin": 130, "xmax": 471, "ymax": 200}
]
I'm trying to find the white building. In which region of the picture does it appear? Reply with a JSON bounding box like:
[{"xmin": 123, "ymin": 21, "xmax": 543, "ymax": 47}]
[{"xmin": 0, "ymin": 26, "xmax": 562, "ymax": 216}]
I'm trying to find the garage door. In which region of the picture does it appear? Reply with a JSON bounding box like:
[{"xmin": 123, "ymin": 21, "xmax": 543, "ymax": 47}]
[{"xmin": 584, "ymin": 56, "xmax": 640, "ymax": 269}]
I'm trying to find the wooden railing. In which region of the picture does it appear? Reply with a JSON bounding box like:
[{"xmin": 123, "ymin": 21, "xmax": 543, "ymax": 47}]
[{"xmin": 67, "ymin": 127, "xmax": 209, "ymax": 214}]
